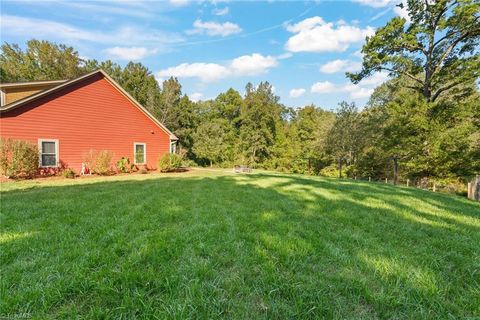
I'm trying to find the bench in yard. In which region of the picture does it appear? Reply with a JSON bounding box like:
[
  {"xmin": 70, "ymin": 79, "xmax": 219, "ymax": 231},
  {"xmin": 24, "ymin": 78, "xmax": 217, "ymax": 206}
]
[{"xmin": 234, "ymin": 165, "xmax": 252, "ymax": 173}]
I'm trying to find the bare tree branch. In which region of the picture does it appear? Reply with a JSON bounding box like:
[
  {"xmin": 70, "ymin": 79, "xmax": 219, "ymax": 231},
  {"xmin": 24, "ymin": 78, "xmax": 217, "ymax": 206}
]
[
  {"xmin": 431, "ymin": 80, "xmax": 464, "ymax": 101},
  {"xmin": 431, "ymin": 31, "xmax": 475, "ymax": 77}
]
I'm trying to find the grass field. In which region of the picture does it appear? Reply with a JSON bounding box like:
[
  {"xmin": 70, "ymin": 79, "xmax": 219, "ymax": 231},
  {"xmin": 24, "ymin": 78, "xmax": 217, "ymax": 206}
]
[{"xmin": 1, "ymin": 169, "xmax": 479, "ymax": 319}]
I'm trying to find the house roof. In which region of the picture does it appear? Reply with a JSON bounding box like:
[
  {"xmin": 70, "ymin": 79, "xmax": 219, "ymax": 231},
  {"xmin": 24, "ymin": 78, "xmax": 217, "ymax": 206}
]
[
  {"xmin": 0, "ymin": 69, "xmax": 178, "ymax": 140},
  {"xmin": 0, "ymin": 79, "xmax": 67, "ymax": 88}
]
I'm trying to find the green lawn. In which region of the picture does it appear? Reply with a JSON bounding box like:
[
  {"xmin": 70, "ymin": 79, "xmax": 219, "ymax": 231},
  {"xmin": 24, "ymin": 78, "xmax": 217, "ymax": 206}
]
[{"xmin": 1, "ymin": 169, "xmax": 479, "ymax": 319}]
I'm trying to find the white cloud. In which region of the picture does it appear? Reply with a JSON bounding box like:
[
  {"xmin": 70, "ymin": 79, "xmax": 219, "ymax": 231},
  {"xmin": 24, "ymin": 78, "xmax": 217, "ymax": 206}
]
[
  {"xmin": 157, "ymin": 53, "xmax": 278, "ymax": 83},
  {"xmin": 357, "ymin": 71, "xmax": 389, "ymax": 86},
  {"xmin": 190, "ymin": 92, "xmax": 204, "ymax": 102},
  {"xmin": 353, "ymin": 0, "xmax": 395, "ymax": 8},
  {"xmin": 342, "ymin": 84, "xmax": 375, "ymax": 99},
  {"xmin": 285, "ymin": 16, "xmax": 325, "ymax": 33},
  {"xmin": 169, "ymin": 0, "xmax": 190, "ymax": 6},
  {"xmin": 212, "ymin": 7, "xmax": 229, "ymax": 16},
  {"xmin": 289, "ymin": 88, "xmax": 306, "ymax": 98},
  {"xmin": 1, "ymin": 15, "xmax": 183, "ymax": 49},
  {"xmin": 157, "ymin": 62, "xmax": 230, "ymax": 82},
  {"xmin": 187, "ymin": 19, "xmax": 242, "ymax": 37},
  {"xmin": 352, "ymin": 50, "xmax": 364, "ymax": 58},
  {"xmin": 230, "ymin": 53, "xmax": 278, "ymax": 76},
  {"xmin": 319, "ymin": 59, "xmax": 362, "ymax": 74},
  {"xmin": 2, "ymin": 14, "xmax": 99, "ymax": 42},
  {"xmin": 277, "ymin": 52, "xmax": 293, "ymax": 60},
  {"xmin": 104, "ymin": 46, "xmax": 157, "ymax": 60},
  {"xmin": 393, "ymin": 3, "xmax": 411, "ymax": 22},
  {"xmin": 60, "ymin": 2, "xmax": 153, "ymax": 18},
  {"xmin": 285, "ymin": 16, "xmax": 375, "ymax": 53},
  {"xmin": 354, "ymin": 0, "xmax": 411, "ymax": 22},
  {"xmin": 311, "ymin": 81, "xmax": 336, "ymax": 93},
  {"xmin": 310, "ymin": 71, "xmax": 390, "ymax": 99}
]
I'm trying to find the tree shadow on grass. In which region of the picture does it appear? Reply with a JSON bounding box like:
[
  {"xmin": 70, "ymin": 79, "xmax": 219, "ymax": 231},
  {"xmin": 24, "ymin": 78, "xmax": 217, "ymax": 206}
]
[{"xmin": 1, "ymin": 173, "xmax": 480, "ymax": 319}]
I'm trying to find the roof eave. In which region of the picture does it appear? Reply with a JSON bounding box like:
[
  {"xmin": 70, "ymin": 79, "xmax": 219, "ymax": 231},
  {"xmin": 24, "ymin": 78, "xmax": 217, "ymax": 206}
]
[{"xmin": 0, "ymin": 79, "xmax": 67, "ymax": 88}]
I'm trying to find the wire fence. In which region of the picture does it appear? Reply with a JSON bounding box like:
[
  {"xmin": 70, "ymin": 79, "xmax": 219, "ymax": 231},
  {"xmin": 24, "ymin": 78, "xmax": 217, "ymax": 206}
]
[{"xmin": 347, "ymin": 175, "xmax": 476, "ymax": 198}]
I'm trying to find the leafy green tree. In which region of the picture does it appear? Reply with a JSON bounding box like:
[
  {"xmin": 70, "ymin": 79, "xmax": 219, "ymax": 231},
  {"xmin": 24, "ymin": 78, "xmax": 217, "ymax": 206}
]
[
  {"xmin": 0, "ymin": 40, "xmax": 85, "ymax": 82},
  {"xmin": 357, "ymin": 76, "xmax": 480, "ymax": 181},
  {"xmin": 192, "ymin": 120, "xmax": 229, "ymax": 167},
  {"xmin": 239, "ymin": 82, "xmax": 282, "ymax": 165},
  {"xmin": 84, "ymin": 59, "xmax": 123, "ymax": 80},
  {"xmin": 213, "ymin": 88, "xmax": 243, "ymax": 128},
  {"xmin": 158, "ymin": 77, "xmax": 182, "ymax": 127},
  {"xmin": 286, "ymin": 105, "xmax": 335, "ymax": 174},
  {"xmin": 326, "ymin": 102, "xmax": 360, "ymax": 177},
  {"xmin": 348, "ymin": 0, "xmax": 480, "ymax": 102},
  {"xmin": 120, "ymin": 62, "xmax": 160, "ymax": 113},
  {"xmin": 170, "ymin": 95, "xmax": 199, "ymax": 156}
]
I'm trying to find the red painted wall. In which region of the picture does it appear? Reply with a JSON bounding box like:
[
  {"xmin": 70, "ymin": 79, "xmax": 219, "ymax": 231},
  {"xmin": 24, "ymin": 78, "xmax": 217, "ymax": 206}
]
[{"xmin": 0, "ymin": 73, "xmax": 171, "ymax": 172}]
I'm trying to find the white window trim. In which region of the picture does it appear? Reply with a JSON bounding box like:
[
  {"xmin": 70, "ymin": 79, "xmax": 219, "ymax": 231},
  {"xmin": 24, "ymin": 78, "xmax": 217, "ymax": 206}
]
[
  {"xmin": 0, "ymin": 89, "xmax": 5, "ymax": 107},
  {"xmin": 170, "ymin": 141, "xmax": 177, "ymax": 154},
  {"xmin": 38, "ymin": 139, "xmax": 59, "ymax": 168},
  {"xmin": 133, "ymin": 142, "xmax": 146, "ymax": 165}
]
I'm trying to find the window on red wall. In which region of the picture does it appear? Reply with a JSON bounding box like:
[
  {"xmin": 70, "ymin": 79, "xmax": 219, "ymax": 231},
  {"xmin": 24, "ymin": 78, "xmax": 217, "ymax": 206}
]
[
  {"xmin": 39, "ymin": 139, "xmax": 58, "ymax": 167},
  {"xmin": 134, "ymin": 143, "xmax": 146, "ymax": 164}
]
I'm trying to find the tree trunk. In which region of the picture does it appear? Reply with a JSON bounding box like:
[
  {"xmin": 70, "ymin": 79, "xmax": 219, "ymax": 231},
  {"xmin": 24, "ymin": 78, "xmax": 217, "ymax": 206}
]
[
  {"xmin": 393, "ymin": 157, "xmax": 398, "ymax": 185},
  {"xmin": 210, "ymin": 160, "xmax": 212, "ymax": 168},
  {"xmin": 424, "ymin": 88, "xmax": 431, "ymax": 102},
  {"xmin": 339, "ymin": 157, "xmax": 343, "ymax": 178}
]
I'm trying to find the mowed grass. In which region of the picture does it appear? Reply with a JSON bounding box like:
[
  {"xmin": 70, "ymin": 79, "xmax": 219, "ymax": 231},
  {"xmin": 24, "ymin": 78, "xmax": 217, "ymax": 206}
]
[{"xmin": 1, "ymin": 169, "xmax": 479, "ymax": 319}]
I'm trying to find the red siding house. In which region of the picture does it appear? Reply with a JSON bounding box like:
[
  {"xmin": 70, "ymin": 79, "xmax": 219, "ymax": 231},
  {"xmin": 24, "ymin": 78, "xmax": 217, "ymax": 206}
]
[{"xmin": 0, "ymin": 70, "xmax": 177, "ymax": 173}]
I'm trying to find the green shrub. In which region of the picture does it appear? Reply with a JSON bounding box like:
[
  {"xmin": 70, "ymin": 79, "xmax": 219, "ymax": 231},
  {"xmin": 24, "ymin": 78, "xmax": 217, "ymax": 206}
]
[
  {"xmin": 62, "ymin": 168, "xmax": 76, "ymax": 179},
  {"xmin": 94, "ymin": 150, "xmax": 114, "ymax": 175},
  {"xmin": 181, "ymin": 158, "xmax": 197, "ymax": 168},
  {"xmin": 116, "ymin": 157, "xmax": 134, "ymax": 173},
  {"xmin": 0, "ymin": 138, "xmax": 39, "ymax": 179},
  {"xmin": 83, "ymin": 149, "xmax": 114, "ymax": 175},
  {"xmin": 319, "ymin": 164, "xmax": 340, "ymax": 178},
  {"xmin": 344, "ymin": 165, "xmax": 356, "ymax": 178},
  {"xmin": 433, "ymin": 177, "xmax": 468, "ymax": 195},
  {"xmin": 157, "ymin": 153, "xmax": 182, "ymax": 172}
]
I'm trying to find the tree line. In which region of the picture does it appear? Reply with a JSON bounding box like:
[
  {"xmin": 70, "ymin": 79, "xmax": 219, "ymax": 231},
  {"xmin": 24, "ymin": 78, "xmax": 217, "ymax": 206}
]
[{"xmin": 1, "ymin": 0, "xmax": 478, "ymax": 185}]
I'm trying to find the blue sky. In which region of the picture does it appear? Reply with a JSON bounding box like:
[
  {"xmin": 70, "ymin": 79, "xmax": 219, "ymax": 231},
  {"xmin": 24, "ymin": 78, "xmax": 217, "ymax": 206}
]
[{"xmin": 1, "ymin": 0, "xmax": 408, "ymax": 110}]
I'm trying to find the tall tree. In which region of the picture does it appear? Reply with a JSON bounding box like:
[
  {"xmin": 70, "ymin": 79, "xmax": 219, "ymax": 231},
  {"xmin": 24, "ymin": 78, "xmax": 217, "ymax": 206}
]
[
  {"xmin": 239, "ymin": 82, "xmax": 282, "ymax": 165},
  {"xmin": 120, "ymin": 62, "xmax": 160, "ymax": 113},
  {"xmin": 170, "ymin": 95, "xmax": 198, "ymax": 156},
  {"xmin": 348, "ymin": 0, "xmax": 480, "ymax": 102},
  {"xmin": 192, "ymin": 120, "xmax": 229, "ymax": 167},
  {"xmin": 289, "ymin": 105, "xmax": 335, "ymax": 173},
  {"xmin": 355, "ymin": 76, "xmax": 480, "ymax": 180},
  {"xmin": 326, "ymin": 102, "xmax": 360, "ymax": 177},
  {"xmin": 213, "ymin": 88, "xmax": 243, "ymax": 128},
  {"xmin": 158, "ymin": 77, "xmax": 182, "ymax": 127},
  {"xmin": 0, "ymin": 40, "xmax": 85, "ymax": 82}
]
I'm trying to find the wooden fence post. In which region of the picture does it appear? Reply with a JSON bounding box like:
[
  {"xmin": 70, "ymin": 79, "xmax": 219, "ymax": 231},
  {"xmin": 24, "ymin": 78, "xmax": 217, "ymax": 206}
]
[
  {"xmin": 433, "ymin": 183, "xmax": 436, "ymax": 192},
  {"xmin": 467, "ymin": 176, "xmax": 480, "ymax": 201},
  {"xmin": 475, "ymin": 175, "xmax": 480, "ymax": 201},
  {"xmin": 369, "ymin": 177, "xmax": 371, "ymax": 182},
  {"xmin": 473, "ymin": 175, "xmax": 480, "ymax": 201},
  {"xmin": 385, "ymin": 178, "xmax": 388, "ymax": 184},
  {"xmin": 406, "ymin": 179, "xmax": 410, "ymax": 187}
]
